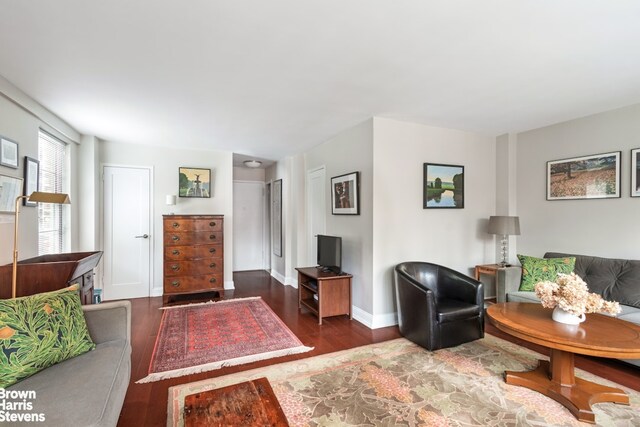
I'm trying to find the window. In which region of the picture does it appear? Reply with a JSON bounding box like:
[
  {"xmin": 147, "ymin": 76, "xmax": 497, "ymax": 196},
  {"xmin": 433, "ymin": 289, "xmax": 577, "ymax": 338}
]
[{"xmin": 38, "ymin": 130, "xmax": 68, "ymax": 255}]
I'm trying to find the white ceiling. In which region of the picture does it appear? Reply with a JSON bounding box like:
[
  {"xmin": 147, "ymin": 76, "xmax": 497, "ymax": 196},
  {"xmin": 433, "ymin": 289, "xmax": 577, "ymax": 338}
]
[{"xmin": 1, "ymin": 1, "xmax": 640, "ymax": 161}]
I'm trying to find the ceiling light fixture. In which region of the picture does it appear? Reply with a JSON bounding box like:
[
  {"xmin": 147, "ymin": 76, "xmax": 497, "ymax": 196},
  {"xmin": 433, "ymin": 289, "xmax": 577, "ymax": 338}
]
[{"xmin": 243, "ymin": 160, "xmax": 262, "ymax": 168}]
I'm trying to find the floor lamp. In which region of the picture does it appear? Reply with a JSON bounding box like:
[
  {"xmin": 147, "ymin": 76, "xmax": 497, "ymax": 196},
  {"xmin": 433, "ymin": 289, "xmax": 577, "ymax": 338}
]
[{"xmin": 12, "ymin": 191, "xmax": 71, "ymax": 299}]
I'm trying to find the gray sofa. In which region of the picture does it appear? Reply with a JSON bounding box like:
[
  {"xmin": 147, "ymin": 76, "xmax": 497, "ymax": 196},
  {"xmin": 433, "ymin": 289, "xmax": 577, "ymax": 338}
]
[
  {"xmin": 496, "ymin": 252, "xmax": 640, "ymax": 368},
  {"xmin": 7, "ymin": 300, "xmax": 131, "ymax": 427}
]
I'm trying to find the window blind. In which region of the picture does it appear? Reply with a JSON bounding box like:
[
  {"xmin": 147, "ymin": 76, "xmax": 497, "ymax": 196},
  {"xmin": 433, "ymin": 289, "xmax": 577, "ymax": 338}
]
[{"xmin": 38, "ymin": 130, "xmax": 67, "ymax": 255}]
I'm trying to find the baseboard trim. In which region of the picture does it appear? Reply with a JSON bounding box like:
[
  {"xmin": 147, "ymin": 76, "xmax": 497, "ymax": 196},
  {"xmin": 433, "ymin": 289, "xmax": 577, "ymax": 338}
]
[
  {"xmin": 352, "ymin": 306, "xmax": 398, "ymax": 329},
  {"xmin": 224, "ymin": 280, "xmax": 235, "ymax": 290},
  {"xmin": 271, "ymin": 270, "xmax": 286, "ymax": 286},
  {"xmin": 150, "ymin": 288, "xmax": 163, "ymax": 297}
]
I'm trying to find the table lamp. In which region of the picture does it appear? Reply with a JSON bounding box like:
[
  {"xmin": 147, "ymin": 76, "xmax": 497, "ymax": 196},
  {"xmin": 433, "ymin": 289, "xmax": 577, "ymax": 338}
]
[
  {"xmin": 488, "ymin": 216, "xmax": 520, "ymax": 267},
  {"xmin": 12, "ymin": 191, "xmax": 71, "ymax": 298},
  {"xmin": 166, "ymin": 194, "xmax": 177, "ymax": 215}
]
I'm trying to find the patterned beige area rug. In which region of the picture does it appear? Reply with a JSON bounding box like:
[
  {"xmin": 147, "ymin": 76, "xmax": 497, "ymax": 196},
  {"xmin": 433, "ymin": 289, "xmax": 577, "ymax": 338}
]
[{"xmin": 167, "ymin": 334, "xmax": 640, "ymax": 426}]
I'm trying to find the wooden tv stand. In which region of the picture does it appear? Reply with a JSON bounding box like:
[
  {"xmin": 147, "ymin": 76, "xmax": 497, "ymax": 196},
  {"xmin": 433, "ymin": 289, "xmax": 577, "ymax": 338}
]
[{"xmin": 296, "ymin": 267, "xmax": 352, "ymax": 325}]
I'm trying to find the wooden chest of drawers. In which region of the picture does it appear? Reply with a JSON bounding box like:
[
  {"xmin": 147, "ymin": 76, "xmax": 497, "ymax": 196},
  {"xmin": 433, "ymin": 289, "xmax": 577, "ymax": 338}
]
[{"xmin": 163, "ymin": 214, "xmax": 224, "ymax": 303}]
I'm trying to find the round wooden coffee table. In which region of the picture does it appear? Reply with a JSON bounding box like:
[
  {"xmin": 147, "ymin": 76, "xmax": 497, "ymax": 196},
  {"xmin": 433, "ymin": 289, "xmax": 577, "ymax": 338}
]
[{"xmin": 486, "ymin": 302, "xmax": 640, "ymax": 424}]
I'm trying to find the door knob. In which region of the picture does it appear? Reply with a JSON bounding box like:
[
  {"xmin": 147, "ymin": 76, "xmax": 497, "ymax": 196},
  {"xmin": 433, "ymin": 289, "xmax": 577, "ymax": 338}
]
[{"xmin": 135, "ymin": 234, "xmax": 149, "ymax": 239}]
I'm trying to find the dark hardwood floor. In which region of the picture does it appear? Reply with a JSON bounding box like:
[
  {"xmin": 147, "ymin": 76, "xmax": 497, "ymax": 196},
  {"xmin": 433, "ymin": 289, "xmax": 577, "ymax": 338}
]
[{"xmin": 117, "ymin": 270, "xmax": 640, "ymax": 426}]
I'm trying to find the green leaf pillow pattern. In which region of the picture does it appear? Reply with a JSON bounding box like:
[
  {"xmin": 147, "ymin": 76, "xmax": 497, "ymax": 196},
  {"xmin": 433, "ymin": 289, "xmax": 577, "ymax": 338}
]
[
  {"xmin": 0, "ymin": 285, "xmax": 95, "ymax": 388},
  {"xmin": 517, "ymin": 254, "xmax": 576, "ymax": 292}
]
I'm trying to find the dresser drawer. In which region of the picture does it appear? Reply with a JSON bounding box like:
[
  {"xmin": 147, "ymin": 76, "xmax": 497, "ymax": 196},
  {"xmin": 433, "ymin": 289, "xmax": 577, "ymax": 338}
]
[
  {"xmin": 164, "ymin": 244, "xmax": 223, "ymax": 260},
  {"xmin": 164, "ymin": 259, "xmax": 222, "ymax": 277},
  {"xmin": 164, "ymin": 231, "xmax": 222, "ymax": 246},
  {"xmin": 164, "ymin": 274, "xmax": 223, "ymax": 293},
  {"xmin": 164, "ymin": 218, "xmax": 222, "ymax": 232}
]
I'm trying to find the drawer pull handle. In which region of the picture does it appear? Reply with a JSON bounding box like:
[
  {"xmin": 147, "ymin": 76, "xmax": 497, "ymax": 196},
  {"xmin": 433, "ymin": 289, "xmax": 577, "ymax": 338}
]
[
  {"xmin": 209, "ymin": 248, "xmax": 216, "ymax": 253},
  {"xmin": 171, "ymin": 265, "xmax": 180, "ymax": 271},
  {"xmin": 172, "ymin": 235, "xmax": 180, "ymax": 241},
  {"xmin": 171, "ymin": 281, "xmax": 180, "ymax": 287},
  {"xmin": 172, "ymin": 222, "xmax": 179, "ymax": 228},
  {"xmin": 209, "ymin": 278, "xmax": 216, "ymax": 283},
  {"xmin": 210, "ymin": 234, "xmax": 216, "ymax": 240},
  {"xmin": 209, "ymin": 263, "xmax": 216, "ymax": 268},
  {"xmin": 210, "ymin": 221, "xmax": 216, "ymax": 227},
  {"xmin": 172, "ymin": 249, "xmax": 179, "ymax": 255}
]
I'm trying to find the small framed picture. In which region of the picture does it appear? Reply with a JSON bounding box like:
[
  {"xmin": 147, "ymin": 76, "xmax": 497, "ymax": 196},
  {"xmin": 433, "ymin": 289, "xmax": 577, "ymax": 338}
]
[
  {"xmin": 423, "ymin": 163, "xmax": 464, "ymax": 208},
  {"xmin": 178, "ymin": 167, "xmax": 211, "ymax": 198},
  {"xmin": 331, "ymin": 171, "xmax": 360, "ymax": 215},
  {"xmin": 0, "ymin": 137, "xmax": 19, "ymax": 169},
  {"xmin": 23, "ymin": 156, "xmax": 40, "ymax": 206},
  {"xmin": 632, "ymin": 148, "xmax": 640, "ymax": 197},
  {"xmin": 0, "ymin": 174, "xmax": 23, "ymax": 213},
  {"xmin": 547, "ymin": 151, "xmax": 621, "ymax": 200}
]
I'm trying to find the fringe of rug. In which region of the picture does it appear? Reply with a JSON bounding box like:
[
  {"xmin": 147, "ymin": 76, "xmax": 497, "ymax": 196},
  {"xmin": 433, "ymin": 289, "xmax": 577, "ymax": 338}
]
[
  {"xmin": 136, "ymin": 344, "xmax": 314, "ymax": 384},
  {"xmin": 159, "ymin": 296, "xmax": 262, "ymax": 310}
]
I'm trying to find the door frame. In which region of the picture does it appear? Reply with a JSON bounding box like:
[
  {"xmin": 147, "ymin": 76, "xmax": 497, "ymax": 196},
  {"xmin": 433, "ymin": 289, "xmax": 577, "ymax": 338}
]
[{"xmin": 100, "ymin": 163, "xmax": 154, "ymax": 298}]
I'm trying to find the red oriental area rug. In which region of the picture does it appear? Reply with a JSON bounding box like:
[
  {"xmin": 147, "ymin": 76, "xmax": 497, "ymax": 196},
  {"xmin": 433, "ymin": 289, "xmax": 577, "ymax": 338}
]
[{"xmin": 137, "ymin": 297, "xmax": 313, "ymax": 383}]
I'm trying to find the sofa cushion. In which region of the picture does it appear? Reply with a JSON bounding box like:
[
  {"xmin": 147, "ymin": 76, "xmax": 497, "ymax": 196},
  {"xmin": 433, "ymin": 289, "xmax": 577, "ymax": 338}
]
[
  {"xmin": 506, "ymin": 291, "xmax": 541, "ymax": 304},
  {"xmin": 517, "ymin": 254, "xmax": 576, "ymax": 291},
  {"xmin": 0, "ymin": 285, "xmax": 95, "ymax": 388},
  {"xmin": 545, "ymin": 252, "xmax": 640, "ymax": 309},
  {"xmin": 7, "ymin": 339, "xmax": 131, "ymax": 427}
]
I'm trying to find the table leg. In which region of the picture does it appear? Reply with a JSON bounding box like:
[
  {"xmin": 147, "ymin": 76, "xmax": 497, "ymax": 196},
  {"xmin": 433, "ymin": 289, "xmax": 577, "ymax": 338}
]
[{"xmin": 504, "ymin": 349, "xmax": 629, "ymax": 424}]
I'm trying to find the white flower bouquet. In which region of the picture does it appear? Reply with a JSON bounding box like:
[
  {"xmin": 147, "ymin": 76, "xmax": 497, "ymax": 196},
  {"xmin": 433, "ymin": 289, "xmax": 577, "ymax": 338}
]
[{"xmin": 534, "ymin": 272, "xmax": 621, "ymax": 317}]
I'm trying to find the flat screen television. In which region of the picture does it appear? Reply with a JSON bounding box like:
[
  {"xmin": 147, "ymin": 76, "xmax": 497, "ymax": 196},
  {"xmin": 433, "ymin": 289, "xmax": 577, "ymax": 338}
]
[{"xmin": 317, "ymin": 234, "xmax": 342, "ymax": 274}]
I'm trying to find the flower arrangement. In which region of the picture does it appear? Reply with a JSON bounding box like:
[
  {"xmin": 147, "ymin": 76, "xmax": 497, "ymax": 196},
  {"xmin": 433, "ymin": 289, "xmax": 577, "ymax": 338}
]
[{"xmin": 534, "ymin": 272, "xmax": 621, "ymax": 317}]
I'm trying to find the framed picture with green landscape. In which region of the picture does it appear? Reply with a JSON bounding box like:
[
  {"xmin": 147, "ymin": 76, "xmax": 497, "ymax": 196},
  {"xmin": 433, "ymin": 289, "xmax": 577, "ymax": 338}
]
[
  {"xmin": 546, "ymin": 151, "xmax": 620, "ymax": 200},
  {"xmin": 179, "ymin": 167, "xmax": 211, "ymax": 198},
  {"xmin": 423, "ymin": 163, "xmax": 464, "ymax": 209}
]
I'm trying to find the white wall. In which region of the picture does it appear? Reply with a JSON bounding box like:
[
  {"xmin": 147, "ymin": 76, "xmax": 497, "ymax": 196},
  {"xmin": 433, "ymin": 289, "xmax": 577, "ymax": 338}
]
[
  {"xmin": 372, "ymin": 117, "xmax": 496, "ymax": 326},
  {"xmin": 0, "ymin": 77, "xmax": 80, "ymax": 265},
  {"xmin": 233, "ymin": 166, "xmax": 265, "ymax": 182},
  {"xmin": 98, "ymin": 141, "xmax": 234, "ymax": 295},
  {"xmin": 305, "ymin": 119, "xmax": 374, "ymax": 315},
  {"xmin": 516, "ymin": 103, "xmax": 640, "ymax": 259}
]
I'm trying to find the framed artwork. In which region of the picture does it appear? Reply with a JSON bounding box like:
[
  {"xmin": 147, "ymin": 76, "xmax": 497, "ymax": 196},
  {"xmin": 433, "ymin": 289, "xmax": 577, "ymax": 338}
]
[
  {"xmin": 23, "ymin": 156, "xmax": 40, "ymax": 206},
  {"xmin": 0, "ymin": 137, "xmax": 19, "ymax": 169},
  {"xmin": 0, "ymin": 174, "xmax": 23, "ymax": 213},
  {"xmin": 423, "ymin": 163, "xmax": 464, "ymax": 209},
  {"xmin": 331, "ymin": 171, "xmax": 360, "ymax": 215},
  {"xmin": 178, "ymin": 167, "xmax": 211, "ymax": 198},
  {"xmin": 547, "ymin": 151, "xmax": 621, "ymax": 200},
  {"xmin": 632, "ymin": 148, "xmax": 640, "ymax": 197},
  {"xmin": 272, "ymin": 179, "xmax": 282, "ymax": 257}
]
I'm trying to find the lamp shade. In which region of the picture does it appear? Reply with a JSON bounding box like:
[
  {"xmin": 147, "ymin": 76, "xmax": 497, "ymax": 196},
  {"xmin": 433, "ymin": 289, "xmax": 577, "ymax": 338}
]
[
  {"xmin": 166, "ymin": 195, "xmax": 177, "ymax": 206},
  {"xmin": 488, "ymin": 216, "xmax": 520, "ymax": 236},
  {"xmin": 28, "ymin": 191, "xmax": 71, "ymax": 204}
]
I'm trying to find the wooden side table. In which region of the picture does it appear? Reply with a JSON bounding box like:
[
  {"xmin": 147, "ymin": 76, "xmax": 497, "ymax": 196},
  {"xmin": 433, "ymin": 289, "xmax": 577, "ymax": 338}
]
[
  {"xmin": 296, "ymin": 267, "xmax": 352, "ymax": 325},
  {"xmin": 474, "ymin": 263, "xmax": 502, "ymax": 281}
]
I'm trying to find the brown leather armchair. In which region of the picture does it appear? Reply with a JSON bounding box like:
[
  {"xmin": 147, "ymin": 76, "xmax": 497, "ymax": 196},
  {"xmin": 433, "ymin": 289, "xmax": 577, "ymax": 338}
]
[{"xmin": 394, "ymin": 262, "xmax": 484, "ymax": 351}]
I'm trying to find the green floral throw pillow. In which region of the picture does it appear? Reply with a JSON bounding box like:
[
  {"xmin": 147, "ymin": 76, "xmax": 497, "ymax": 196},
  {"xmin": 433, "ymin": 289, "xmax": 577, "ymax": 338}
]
[
  {"xmin": 517, "ymin": 254, "xmax": 576, "ymax": 292},
  {"xmin": 0, "ymin": 285, "xmax": 95, "ymax": 388}
]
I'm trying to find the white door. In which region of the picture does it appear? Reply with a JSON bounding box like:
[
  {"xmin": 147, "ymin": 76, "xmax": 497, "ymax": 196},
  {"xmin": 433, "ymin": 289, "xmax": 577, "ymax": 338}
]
[
  {"xmin": 307, "ymin": 167, "xmax": 326, "ymax": 265},
  {"xmin": 233, "ymin": 181, "xmax": 264, "ymax": 271},
  {"xmin": 103, "ymin": 165, "xmax": 151, "ymax": 300}
]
